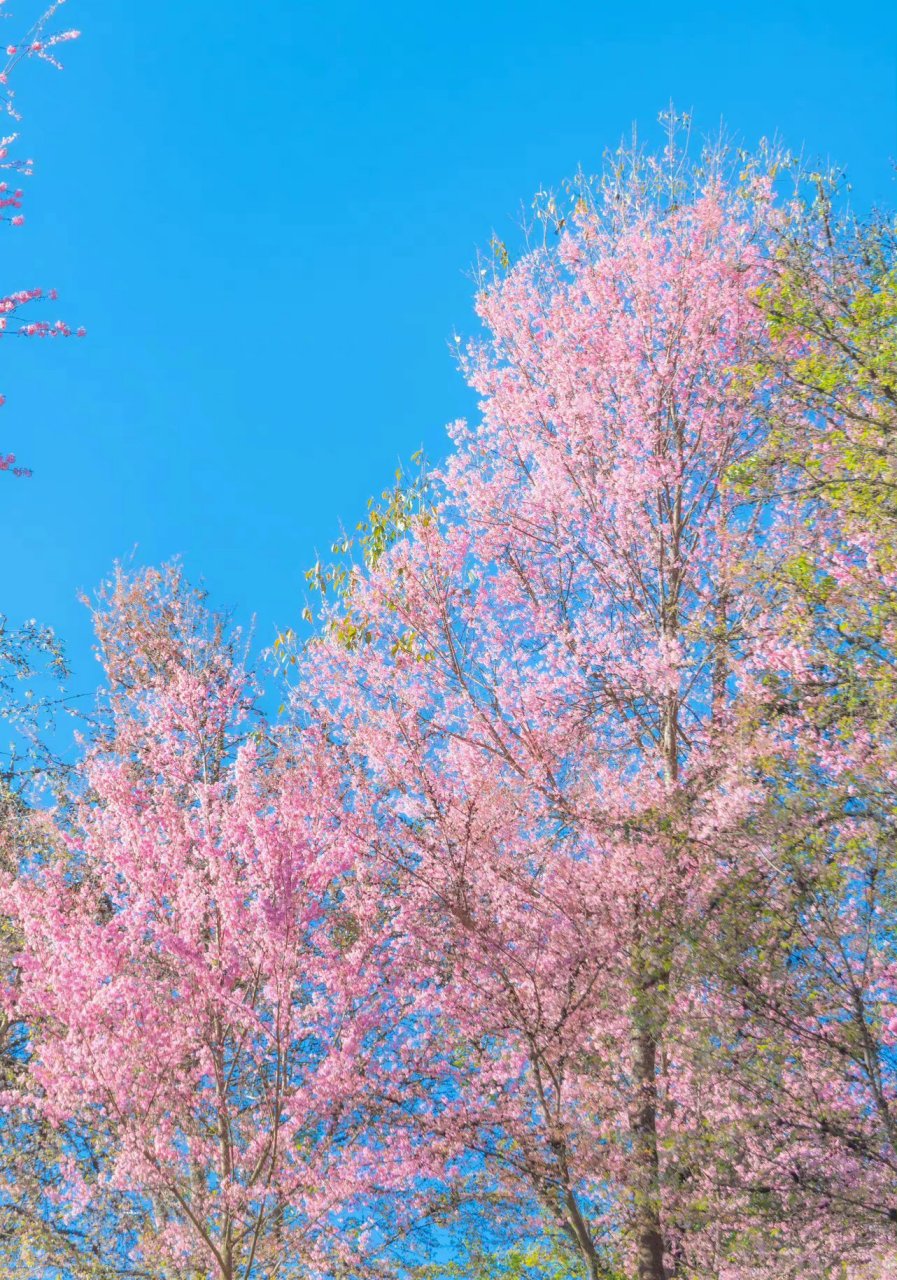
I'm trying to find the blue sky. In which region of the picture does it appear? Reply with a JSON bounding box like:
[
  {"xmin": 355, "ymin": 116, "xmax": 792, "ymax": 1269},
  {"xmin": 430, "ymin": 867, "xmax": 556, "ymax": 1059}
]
[{"xmin": 2, "ymin": 0, "xmax": 895, "ymax": 730}]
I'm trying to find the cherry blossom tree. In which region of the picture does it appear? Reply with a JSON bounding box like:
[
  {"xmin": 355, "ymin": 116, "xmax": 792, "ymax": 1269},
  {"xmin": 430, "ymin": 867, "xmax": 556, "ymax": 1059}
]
[
  {"xmin": 4, "ymin": 565, "xmax": 439, "ymax": 1280},
  {"xmin": 0, "ymin": 0, "xmax": 81, "ymax": 477},
  {"xmin": 289, "ymin": 135, "xmax": 796, "ymax": 1280}
]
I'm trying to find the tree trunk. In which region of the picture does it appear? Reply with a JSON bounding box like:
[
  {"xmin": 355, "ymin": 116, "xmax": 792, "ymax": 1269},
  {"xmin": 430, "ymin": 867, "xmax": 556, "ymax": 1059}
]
[{"xmin": 631, "ymin": 1018, "xmax": 667, "ymax": 1280}]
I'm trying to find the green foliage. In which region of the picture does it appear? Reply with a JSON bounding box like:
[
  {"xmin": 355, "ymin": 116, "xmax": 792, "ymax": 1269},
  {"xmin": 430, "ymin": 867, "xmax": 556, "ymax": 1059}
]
[
  {"xmin": 408, "ymin": 1236, "xmax": 593, "ymax": 1280},
  {"xmin": 745, "ymin": 197, "xmax": 897, "ymax": 528},
  {"xmin": 276, "ymin": 451, "xmax": 434, "ymax": 662}
]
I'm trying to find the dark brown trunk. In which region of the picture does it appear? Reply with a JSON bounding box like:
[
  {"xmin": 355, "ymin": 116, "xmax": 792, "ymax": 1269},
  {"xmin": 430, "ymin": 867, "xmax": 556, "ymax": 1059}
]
[{"xmin": 631, "ymin": 1020, "xmax": 667, "ymax": 1280}]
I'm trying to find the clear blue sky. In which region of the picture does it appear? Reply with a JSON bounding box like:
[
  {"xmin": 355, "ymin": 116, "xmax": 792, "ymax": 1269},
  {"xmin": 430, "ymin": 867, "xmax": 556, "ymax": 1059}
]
[{"xmin": 2, "ymin": 0, "xmax": 895, "ymax": 725}]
